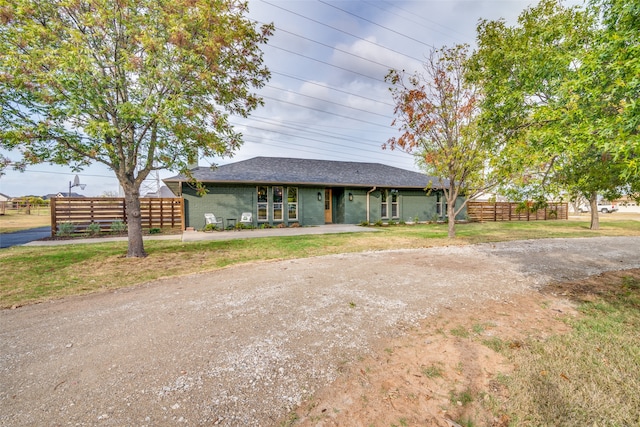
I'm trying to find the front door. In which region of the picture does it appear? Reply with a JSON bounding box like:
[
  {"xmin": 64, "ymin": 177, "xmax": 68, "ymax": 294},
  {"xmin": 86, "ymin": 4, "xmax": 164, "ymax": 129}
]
[{"xmin": 324, "ymin": 189, "xmax": 332, "ymax": 223}]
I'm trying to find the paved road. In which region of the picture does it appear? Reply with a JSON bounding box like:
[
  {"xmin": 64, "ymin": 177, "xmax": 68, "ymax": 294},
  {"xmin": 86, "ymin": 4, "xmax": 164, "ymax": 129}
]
[{"xmin": 0, "ymin": 226, "xmax": 51, "ymax": 249}]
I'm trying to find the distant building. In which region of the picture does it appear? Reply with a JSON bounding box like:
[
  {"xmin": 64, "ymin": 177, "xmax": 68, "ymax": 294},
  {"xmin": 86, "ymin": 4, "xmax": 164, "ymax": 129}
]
[
  {"xmin": 143, "ymin": 186, "xmax": 176, "ymax": 198},
  {"xmin": 42, "ymin": 192, "xmax": 86, "ymax": 200}
]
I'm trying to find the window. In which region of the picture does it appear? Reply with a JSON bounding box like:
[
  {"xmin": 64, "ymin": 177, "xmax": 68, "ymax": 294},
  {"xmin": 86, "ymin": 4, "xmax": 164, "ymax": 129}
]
[
  {"xmin": 391, "ymin": 191, "xmax": 399, "ymax": 218},
  {"xmin": 257, "ymin": 186, "xmax": 298, "ymax": 222},
  {"xmin": 287, "ymin": 187, "xmax": 298, "ymax": 220},
  {"xmin": 381, "ymin": 189, "xmax": 388, "ymax": 218},
  {"xmin": 257, "ymin": 186, "xmax": 268, "ymax": 221},
  {"xmin": 273, "ymin": 186, "xmax": 283, "ymax": 221},
  {"xmin": 436, "ymin": 192, "xmax": 447, "ymax": 217}
]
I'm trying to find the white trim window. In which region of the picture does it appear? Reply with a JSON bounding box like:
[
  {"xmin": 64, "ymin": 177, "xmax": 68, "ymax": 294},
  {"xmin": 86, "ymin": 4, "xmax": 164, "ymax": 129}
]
[
  {"xmin": 436, "ymin": 192, "xmax": 447, "ymax": 217},
  {"xmin": 257, "ymin": 186, "xmax": 268, "ymax": 221},
  {"xmin": 391, "ymin": 190, "xmax": 399, "ymax": 218},
  {"xmin": 381, "ymin": 189, "xmax": 388, "ymax": 218},
  {"xmin": 273, "ymin": 186, "xmax": 283, "ymax": 221},
  {"xmin": 287, "ymin": 187, "xmax": 298, "ymax": 221}
]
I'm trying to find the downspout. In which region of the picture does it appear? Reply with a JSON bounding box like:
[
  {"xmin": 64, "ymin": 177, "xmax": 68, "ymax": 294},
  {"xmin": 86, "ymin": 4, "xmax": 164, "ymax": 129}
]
[{"xmin": 366, "ymin": 186, "xmax": 376, "ymax": 224}]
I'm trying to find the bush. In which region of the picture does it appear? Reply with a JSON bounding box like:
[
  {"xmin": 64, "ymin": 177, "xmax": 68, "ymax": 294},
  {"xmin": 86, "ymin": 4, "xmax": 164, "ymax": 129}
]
[
  {"xmin": 110, "ymin": 220, "xmax": 127, "ymax": 234},
  {"xmin": 148, "ymin": 227, "xmax": 161, "ymax": 234},
  {"xmin": 203, "ymin": 223, "xmax": 218, "ymax": 232},
  {"xmin": 87, "ymin": 222, "xmax": 101, "ymax": 236},
  {"xmin": 58, "ymin": 221, "xmax": 75, "ymax": 236}
]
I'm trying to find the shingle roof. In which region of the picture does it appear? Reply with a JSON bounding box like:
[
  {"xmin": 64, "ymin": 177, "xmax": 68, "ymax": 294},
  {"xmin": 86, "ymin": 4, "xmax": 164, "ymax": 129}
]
[{"xmin": 164, "ymin": 157, "xmax": 446, "ymax": 189}]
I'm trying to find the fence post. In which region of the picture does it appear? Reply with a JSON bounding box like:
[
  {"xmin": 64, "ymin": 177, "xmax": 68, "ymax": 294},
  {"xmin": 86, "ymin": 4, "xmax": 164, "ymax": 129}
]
[
  {"xmin": 50, "ymin": 198, "xmax": 57, "ymax": 237},
  {"xmin": 180, "ymin": 198, "xmax": 185, "ymax": 231}
]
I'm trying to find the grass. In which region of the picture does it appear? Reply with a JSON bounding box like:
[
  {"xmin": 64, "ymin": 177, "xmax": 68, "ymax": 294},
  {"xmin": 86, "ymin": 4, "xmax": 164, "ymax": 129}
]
[
  {"xmin": 0, "ymin": 207, "xmax": 51, "ymax": 233},
  {"xmin": 421, "ymin": 363, "xmax": 444, "ymax": 378},
  {"xmin": 500, "ymin": 275, "xmax": 640, "ymax": 426},
  {"xmin": 1, "ymin": 218, "xmax": 640, "ymax": 308}
]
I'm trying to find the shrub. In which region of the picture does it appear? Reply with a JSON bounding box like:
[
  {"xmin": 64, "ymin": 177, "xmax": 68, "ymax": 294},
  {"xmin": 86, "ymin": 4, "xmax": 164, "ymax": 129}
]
[
  {"xmin": 58, "ymin": 221, "xmax": 75, "ymax": 236},
  {"xmin": 87, "ymin": 222, "xmax": 101, "ymax": 236},
  {"xmin": 277, "ymin": 223, "xmax": 287, "ymax": 228},
  {"xmin": 289, "ymin": 222, "xmax": 300, "ymax": 228},
  {"xmin": 148, "ymin": 227, "xmax": 161, "ymax": 234},
  {"xmin": 374, "ymin": 219, "xmax": 384, "ymax": 227},
  {"xmin": 360, "ymin": 220, "xmax": 369, "ymax": 227},
  {"xmin": 203, "ymin": 223, "xmax": 218, "ymax": 232},
  {"xmin": 110, "ymin": 220, "xmax": 127, "ymax": 234}
]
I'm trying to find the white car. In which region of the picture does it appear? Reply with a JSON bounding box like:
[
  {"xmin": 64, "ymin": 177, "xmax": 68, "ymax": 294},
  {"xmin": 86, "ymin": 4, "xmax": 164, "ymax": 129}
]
[{"xmin": 597, "ymin": 203, "xmax": 618, "ymax": 213}]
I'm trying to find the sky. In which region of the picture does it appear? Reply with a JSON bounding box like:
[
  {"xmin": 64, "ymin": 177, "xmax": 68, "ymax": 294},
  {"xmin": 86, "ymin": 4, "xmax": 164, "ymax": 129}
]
[{"xmin": 0, "ymin": 0, "xmax": 563, "ymax": 198}]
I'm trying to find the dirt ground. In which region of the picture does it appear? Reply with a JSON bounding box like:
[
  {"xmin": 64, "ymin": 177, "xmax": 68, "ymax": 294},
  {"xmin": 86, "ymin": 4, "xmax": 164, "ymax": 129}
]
[
  {"xmin": 1, "ymin": 236, "xmax": 639, "ymax": 426},
  {"xmin": 292, "ymin": 268, "xmax": 640, "ymax": 427}
]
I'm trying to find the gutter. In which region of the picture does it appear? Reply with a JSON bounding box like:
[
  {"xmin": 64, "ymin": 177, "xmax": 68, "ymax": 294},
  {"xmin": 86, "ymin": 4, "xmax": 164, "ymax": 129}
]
[{"xmin": 366, "ymin": 186, "xmax": 377, "ymax": 224}]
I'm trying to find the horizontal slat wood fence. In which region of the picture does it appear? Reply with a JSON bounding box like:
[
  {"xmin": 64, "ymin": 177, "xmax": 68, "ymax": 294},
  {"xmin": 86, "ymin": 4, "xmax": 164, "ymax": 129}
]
[
  {"xmin": 467, "ymin": 201, "xmax": 568, "ymax": 222},
  {"xmin": 50, "ymin": 197, "xmax": 184, "ymax": 236}
]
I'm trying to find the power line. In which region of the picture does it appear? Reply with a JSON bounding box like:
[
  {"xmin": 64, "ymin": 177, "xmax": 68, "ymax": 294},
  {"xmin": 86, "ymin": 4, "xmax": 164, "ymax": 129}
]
[
  {"xmin": 271, "ymin": 70, "xmax": 395, "ymax": 107},
  {"xmin": 259, "ymin": 94, "xmax": 390, "ymax": 129},
  {"xmin": 317, "ymin": 0, "xmax": 436, "ymax": 50},
  {"xmin": 266, "ymin": 43, "xmax": 387, "ymax": 84},
  {"xmin": 265, "ymin": 22, "xmax": 396, "ymax": 71},
  {"xmin": 262, "ymin": 84, "xmax": 392, "ymax": 119},
  {"xmin": 259, "ymin": 0, "xmax": 426, "ymax": 64},
  {"xmin": 378, "ymin": 0, "xmax": 473, "ymax": 42}
]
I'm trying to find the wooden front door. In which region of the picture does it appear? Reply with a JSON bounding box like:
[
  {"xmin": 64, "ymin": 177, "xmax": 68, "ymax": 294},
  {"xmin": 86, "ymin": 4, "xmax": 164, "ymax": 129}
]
[{"xmin": 324, "ymin": 189, "xmax": 332, "ymax": 223}]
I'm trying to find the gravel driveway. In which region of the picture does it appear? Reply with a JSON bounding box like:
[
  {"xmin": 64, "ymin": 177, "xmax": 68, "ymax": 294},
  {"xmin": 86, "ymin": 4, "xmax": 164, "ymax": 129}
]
[{"xmin": 2, "ymin": 236, "xmax": 639, "ymax": 426}]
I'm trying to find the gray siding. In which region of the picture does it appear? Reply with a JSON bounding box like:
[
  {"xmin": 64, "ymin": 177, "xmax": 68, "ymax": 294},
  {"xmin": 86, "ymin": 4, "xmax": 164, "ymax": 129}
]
[
  {"xmin": 299, "ymin": 187, "xmax": 325, "ymax": 226},
  {"xmin": 183, "ymin": 185, "xmax": 255, "ymax": 230},
  {"xmin": 400, "ymin": 191, "xmax": 437, "ymax": 222}
]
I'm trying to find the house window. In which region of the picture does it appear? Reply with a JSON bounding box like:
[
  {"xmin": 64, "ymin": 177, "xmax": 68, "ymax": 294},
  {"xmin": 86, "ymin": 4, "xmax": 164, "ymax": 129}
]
[
  {"xmin": 381, "ymin": 189, "xmax": 388, "ymax": 218},
  {"xmin": 391, "ymin": 191, "xmax": 399, "ymax": 218},
  {"xmin": 287, "ymin": 187, "xmax": 298, "ymax": 220},
  {"xmin": 273, "ymin": 186, "xmax": 283, "ymax": 221},
  {"xmin": 436, "ymin": 192, "xmax": 447, "ymax": 217},
  {"xmin": 257, "ymin": 186, "xmax": 268, "ymax": 221}
]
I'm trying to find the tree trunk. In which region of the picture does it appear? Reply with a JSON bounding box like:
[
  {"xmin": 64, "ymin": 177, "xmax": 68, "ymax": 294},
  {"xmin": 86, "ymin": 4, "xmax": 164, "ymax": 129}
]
[
  {"xmin": 447, "ymin": 197, "xmax": 456, "ymax": 238},
  {"xmin": 123, "ymin": 186, "xmax": 147, "ymax": 258},
  {"xmin": 589, "ymin": 190, "xmax": 599, "ymax": 230}
]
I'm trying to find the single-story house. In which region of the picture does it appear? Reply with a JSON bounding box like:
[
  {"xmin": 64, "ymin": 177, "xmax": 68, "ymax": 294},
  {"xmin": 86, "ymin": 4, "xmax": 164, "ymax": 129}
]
[
  {"xmin": 42, "ymin": 192, "xmax": 86, "ymax": 200},
  {"xmin": 163, "ymin": 157, "xmax": 466, "ymax": 230}
]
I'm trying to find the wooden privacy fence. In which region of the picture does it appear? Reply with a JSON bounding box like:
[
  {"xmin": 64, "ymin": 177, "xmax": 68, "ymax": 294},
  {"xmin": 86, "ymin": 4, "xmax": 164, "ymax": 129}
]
[
  {"xmin": 50, "ymin": 197, "xmax": 184, "ymax": 236},
  {"xmin": 466, "ymin": 201, "xmax": 568, "ymax": 222}
]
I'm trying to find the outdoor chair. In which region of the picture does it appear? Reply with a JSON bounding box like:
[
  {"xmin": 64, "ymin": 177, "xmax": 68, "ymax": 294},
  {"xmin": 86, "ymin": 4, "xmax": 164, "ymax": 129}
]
[
  {"xmin": 239, "ymin": 212, "xmax": 253, "ymax": 227},
  {"xmin": 204, "ymin": 213, "xmax": 223, "ymax": 230}
]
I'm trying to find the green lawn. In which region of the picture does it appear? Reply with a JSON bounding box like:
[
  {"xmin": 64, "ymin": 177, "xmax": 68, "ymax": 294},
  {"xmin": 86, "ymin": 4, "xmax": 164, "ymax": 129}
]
[{"xmin": 1, "ymin": 218, "xmax": 639, "ymax": 308}]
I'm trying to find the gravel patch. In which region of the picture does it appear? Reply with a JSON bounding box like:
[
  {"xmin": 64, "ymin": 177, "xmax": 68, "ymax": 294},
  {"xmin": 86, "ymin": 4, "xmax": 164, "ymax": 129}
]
[{"xmin": 1, "ymin": 236, "xmax": 639, "ymax": 426}]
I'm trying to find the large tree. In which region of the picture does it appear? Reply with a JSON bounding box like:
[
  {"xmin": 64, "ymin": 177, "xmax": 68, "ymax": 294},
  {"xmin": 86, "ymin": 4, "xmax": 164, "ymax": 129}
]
[
  {"xmin": 0, "ymin": 0, "xmax": 273, "ymax": 257},
  {"xmin": 576, "ymin": 0, "xmax": 639, "ymax": 178},
  {"xmin": 470, "ymin": 0, "xmax": 638, "ymax": 229},
  {"xmin": 385, "ymin": 45, "xmax": 494, "ymax": 238}
]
